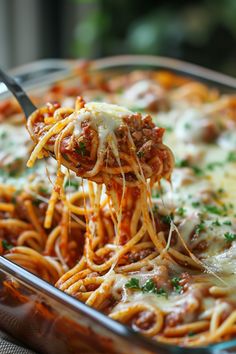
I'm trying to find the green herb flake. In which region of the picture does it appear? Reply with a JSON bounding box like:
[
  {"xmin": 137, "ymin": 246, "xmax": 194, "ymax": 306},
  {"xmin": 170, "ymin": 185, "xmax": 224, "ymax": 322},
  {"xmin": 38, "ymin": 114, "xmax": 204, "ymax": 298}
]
[
  {"xmin": 153, "ymin": 191, "xmax": 160, "ymax": 198},
  {"xmin": 141, "ymin": 279, "xmax": 167, "ymax": 297},
  {"xmin": 175, "ymin": 161, "xmax": 204, "ymax": 175},
  {"xmin": 65, "ymin": 180, "xmax": 80, "ymax": 190},
  {"xmin": 137, "ymin": 151, "xmax": 144, "ymax": 158},
  {"xmin": 224, "ymin": 232, "xmax": 236, "ymax": 242},
  {"xmin": 192, "ymin": 166, "xmax": 204, "ymax": 176},
  {"xmin": 62, "ymin": 153, "xmax": 70, "ymax": 162},
  {"xmin": 223, "ymin": 220, "xmax": 232, "ymax": 226},
  {"xmin": 217, "ymin": 188, "xmax": 225, "ymax": 194},
  {"xmin": 152, "ymin": 205, "xmax": 159, "ymax": 214},
  {"xmin": 175, "ymin": 159, "xmax": 189, "ymax": 168},
  {"xmin": 141, "ymin": 279, "xmax": 156, "ymax": 293},
  {"xmin": 204, "ymin": 205, "xmax": 223, "ymax": 215},
  {"xmin": 227, "ymin": 151, "xmax": 236, "ymax": 163},
  {"xmin": 0, "ymin": 131, "xmax": 7, "ymax": 139},
  {"xmin": 177, "ymin": 207, "xmax": 186, "ymax": 217},
  {"xmin": 206, "ymin": 162, "xmax": 223, "ymax": 171},
  {"xmin": 39, "ymin": 186, "xmax": 49, "ymax": 194},
  {"xmin": 2, "ymin": 240, "xmax": 13, "ymax": 250},
  {"xmin": 130, "ymin": 107, "xmax": 145, "ymax": 113},
  {"xmin": 171, "ymin": 277, "xmax": 183, "ymax": 294},
  {"xmin": 75, "ymin": 142, "xmax": 87, "ymax": 157},
  {"xmin": 161, "ymin": 214, "xmax": 174, "ymax": 225},
  {"xmin": 9, "ymin": 170, "xmax": 18, "ymax": 177},
  {"xmin": 192, "ymin": 201, "xmax": 200, "ymax": 208},
  {"xmin": 125, "ymin": 278, "xmax": 140, "ymax": 289},
  {"xmin": 32, "ymin": 199, "xmax": 41, "ymax": 206},
  {"xmin": 184, "ymin": 123, "xmax": 191, "ymax": 130},
  {"xmin": 164, "ymin": 126, "xmax": 173, "ymax": 133},
  {"xmin": 195, "ymin": 222, "xmax": 205, "ymax": 235},
  {"xmin": 155, "ymin": 288, "xmax": 168, "ymax": 296},
  {"xmin": 212, "ymin": 219, "xmax": 221, "ymax": 227}
]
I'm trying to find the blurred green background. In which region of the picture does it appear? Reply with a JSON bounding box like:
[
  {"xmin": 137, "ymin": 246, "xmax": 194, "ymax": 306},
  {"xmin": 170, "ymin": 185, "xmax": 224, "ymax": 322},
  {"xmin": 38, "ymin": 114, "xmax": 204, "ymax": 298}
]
[
  {"xmin": 1, "ymin": 0, "xmax": 236, "ymax": 75},
  {"xmin": 73, "ymin": 0, "xmax": 236, "ymax": 75}
]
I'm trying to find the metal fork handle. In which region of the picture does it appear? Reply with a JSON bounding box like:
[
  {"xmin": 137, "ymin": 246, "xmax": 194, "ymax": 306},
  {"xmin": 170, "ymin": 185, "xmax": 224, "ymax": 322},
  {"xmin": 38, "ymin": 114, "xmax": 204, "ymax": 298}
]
[{"xmin": 0, "ymin": 68, "xmax": 36, "ymax": 118}]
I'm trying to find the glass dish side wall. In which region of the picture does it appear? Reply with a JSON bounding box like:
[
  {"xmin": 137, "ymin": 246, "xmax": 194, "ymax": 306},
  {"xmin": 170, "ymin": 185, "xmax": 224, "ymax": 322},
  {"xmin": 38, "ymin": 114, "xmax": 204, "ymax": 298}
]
[
  {"xmin": 0, "ymin": 258, "xmax": 156, "ymax": 354},
  {"xmin": 1, "ymin": 56, "xmax": 236, "ymax": 354}
]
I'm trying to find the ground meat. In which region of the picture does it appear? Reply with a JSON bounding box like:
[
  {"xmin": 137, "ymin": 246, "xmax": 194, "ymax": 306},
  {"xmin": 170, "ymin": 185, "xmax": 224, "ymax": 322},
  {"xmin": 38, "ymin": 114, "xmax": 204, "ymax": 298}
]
[
  {"xmin": 128, "ymin": 248, "xmax": 154, "ymax": 262},
  {"xmin": 192, "ymin": 240, "xmax": 208, "ymax": 253},
  {"xmin": 152, "ymin": 265, "xmax": 171, "ymax": 290}
]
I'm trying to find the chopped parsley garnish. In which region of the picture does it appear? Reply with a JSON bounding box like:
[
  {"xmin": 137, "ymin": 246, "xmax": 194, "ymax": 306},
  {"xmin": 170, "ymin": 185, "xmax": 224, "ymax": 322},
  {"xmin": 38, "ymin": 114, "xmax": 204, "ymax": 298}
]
[
  {"xmin": 195, "ymin": 222, "xmax": 205, "ymax": 235},
  {"xmin": 223, "ymin": 220, "xmax": 232, "ymax": 226},
  {"xmin": 155, "ymin": 123, "xmax": 173, "ymax": 133},
  {"xmin": 141, "ymin": 279, "xmax": 167, "ymax": 297},
  {"xmin": 204, "ymin": 205, "xmax": 224, "ymax": 215},
  {"xmin": 161, "ymin": 214, "xmax": 174, "ymax": 224},
  {"xmin": 153, "ymin": 191, "xmax": 160, "ymax": 198},
  {"xmin": 164, "ymin": 126, "xmax": 173, "ymax": 133},
  {"xmin": 152, "ymin": 205, "xmax": 159, "ymax": 213},
  {"xmin": 206, "ymin": 162, "xmax": 223, "ymax": 171},
  {"xmin": 154, "ymin": 287, "xmax": 168, "ymax": 296},
  {"xmin": 39, "ymin": 186, "xmax": 49, "ymax": 194},
  {"xmin": 0, "ymin": 131, "xmax": 7, "ymax": 139},
  {"xmin": 212, "ymin": 219, "xmax": 221, "ymax": 227},
  {"xmin": 32, "ymin": 198, "xmax": 41, "ymax": 206},
  {"xmin": 141, "ymin": 279, "xmax": 157, "ymax": 293},
  {"xmin": 75, "ymin": 142, "xmax": 87, "ymax": 156},
  {"xmin": 192, "ymin": 166, "xmax": 204, "ymax": 176},
  {"xmin": 184, "ymin": 123, "xmax": 191, "ymax": 129},
  {"xmin": 175, "ymin": 159, "xmax": 204, "ymax": 176},
  {"xmin": 125, "ymin": 278, "xmax": 140, "ymax": 289},
  {"xmin": 2, "ymin": 240, "xmax": 13, "ymax": 250},
  {"xmin": 175, "ymin": 159, "xmax": 189, "ymax": 168},
  {"xmin": 227, "ymin": 151, "xmax": 236, "ymax": 162},
  {"xmin": 137, "ymin": 151, "xmax": 144, "ymax": 158},
  {"xmin": 177, "ymin": 207, "xmax": 186, "ymax": 217},
  {"xmin": 192, "ymin": 201, "xmax": 200, "ymax": 208},
  {"xmin": 125, "ymin": 278, "xmax": 167, "ymax": 297},
  {"xmin": 224, "ymin": 232, "xmax": 236, "ymax": 242},
  {"xmin": 217, "ymin": 188, "xmax": 225, "ymax": 194},
  {"xmin": 64, "ymin": 180, "xmax": 80, "ymax": 190},
  {"xmin": 62, "ymin": 153, "xmax": 70, "ymax": 162},
  {"xmin": 130, "ymin": 107, "xmax": 145, "ymax": 113},
  {"xmin": 171, "ymin": 277, "xmax": 183, "ymax": 293},
  {"xmin": 9, "ymin": 170, "xmax": 18, "ymax": 177}
]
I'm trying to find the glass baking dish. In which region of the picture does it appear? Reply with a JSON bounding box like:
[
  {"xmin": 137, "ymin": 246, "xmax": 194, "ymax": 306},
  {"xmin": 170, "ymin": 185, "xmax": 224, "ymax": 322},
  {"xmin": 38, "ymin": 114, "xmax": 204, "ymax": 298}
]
[{"xmin": 1, "ymin": 55, "xmax": 236, "ymax": 354}]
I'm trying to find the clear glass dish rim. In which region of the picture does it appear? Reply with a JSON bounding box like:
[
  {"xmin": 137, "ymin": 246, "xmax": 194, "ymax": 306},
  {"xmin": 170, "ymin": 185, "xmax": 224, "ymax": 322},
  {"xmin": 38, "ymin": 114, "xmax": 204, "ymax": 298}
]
[{"xmin": 1, "ymin": 54, "xmax": 236, "ymax": 353}]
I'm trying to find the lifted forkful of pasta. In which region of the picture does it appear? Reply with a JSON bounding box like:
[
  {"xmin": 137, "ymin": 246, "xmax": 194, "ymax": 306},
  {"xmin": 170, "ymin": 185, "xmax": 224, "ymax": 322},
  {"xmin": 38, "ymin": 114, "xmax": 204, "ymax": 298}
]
[
  {"xmin": 26, "ymin": 96, "xmax": 174, "ymax": 187},
  {"xmin": 26, "ymin": 96, "xmax": 175, "ymax": 255}
]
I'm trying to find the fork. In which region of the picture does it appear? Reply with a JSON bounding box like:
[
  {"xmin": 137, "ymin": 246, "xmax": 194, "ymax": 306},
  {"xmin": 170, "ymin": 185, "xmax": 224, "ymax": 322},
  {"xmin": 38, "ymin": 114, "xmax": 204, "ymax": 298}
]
[{"xmin": 0, "ymin": 68, "xmax": 36, "ymax": 118}]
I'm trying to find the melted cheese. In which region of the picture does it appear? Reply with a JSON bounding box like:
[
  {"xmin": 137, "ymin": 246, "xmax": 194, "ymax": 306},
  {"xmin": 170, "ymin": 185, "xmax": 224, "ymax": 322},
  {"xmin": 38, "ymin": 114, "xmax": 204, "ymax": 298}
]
[
  {"xmin": 122, "ymin": 80, "xmax": 162, "ymax": 109},
  {"xmin": 3, "ymin": 81, "xmax": 236, "ymax": 322},
  {"xmin": 74, "ymin": 102, "xmax": 132, "ymax": 145}
]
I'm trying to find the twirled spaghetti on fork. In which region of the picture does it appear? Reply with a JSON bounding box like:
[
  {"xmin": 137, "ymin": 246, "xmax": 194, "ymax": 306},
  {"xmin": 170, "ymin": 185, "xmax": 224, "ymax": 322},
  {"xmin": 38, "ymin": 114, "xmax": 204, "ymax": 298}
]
[{"xmin": 27, "ymin": 97, "xmax": 173, "ymax": 186}]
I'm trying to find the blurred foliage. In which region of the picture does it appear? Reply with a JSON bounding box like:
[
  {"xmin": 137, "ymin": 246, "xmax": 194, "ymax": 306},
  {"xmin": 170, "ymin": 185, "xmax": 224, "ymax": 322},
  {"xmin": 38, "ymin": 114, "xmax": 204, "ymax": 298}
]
[{"xmin": 72, "ymin": 0, "xmax": 236, "ymax": 75}]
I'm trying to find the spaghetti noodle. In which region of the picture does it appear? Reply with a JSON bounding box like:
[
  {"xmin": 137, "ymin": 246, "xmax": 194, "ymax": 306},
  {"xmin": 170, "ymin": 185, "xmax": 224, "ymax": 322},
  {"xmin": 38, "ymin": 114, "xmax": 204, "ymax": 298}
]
[{"xmin": 1, "ymin": 68, "xmax": 236, "ymax": 347}]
